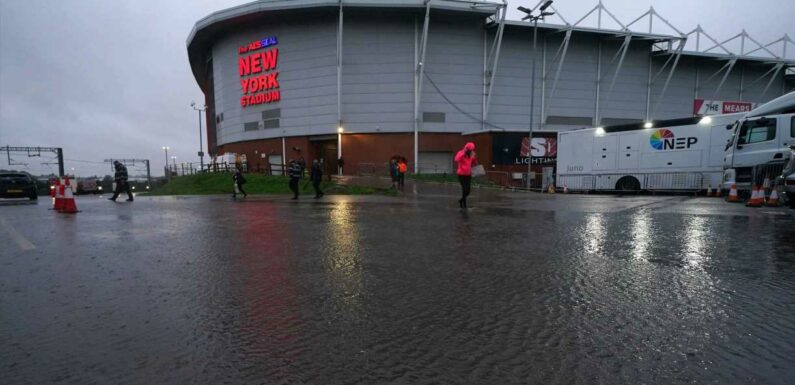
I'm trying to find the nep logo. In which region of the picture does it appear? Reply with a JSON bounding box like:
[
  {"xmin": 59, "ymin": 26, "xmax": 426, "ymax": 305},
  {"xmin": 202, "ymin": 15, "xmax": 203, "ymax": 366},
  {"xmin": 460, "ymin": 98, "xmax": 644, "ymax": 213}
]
[{"xmin": 649, "ymin": 128, "xmax": 697, "ymax": 150}]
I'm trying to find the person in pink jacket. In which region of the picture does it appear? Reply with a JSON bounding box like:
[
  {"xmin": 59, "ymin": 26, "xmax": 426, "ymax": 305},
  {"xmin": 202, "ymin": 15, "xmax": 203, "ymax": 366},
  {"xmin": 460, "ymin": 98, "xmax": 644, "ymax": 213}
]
[{"xmin": 454, "ymin": 142, "xmax": 477, "ymax": 208}]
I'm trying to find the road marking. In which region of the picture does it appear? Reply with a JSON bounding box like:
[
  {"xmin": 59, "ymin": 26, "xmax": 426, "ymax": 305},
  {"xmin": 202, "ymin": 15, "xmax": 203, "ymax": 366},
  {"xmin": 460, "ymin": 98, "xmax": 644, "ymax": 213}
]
[{"xmin": 0, "ymin": 218, "xmax": 36, "ymax": 251}]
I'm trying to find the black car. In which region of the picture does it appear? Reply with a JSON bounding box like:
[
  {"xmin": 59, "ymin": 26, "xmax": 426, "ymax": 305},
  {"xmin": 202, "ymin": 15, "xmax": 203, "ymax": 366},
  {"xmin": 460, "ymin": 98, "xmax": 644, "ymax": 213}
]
[{"xmin": 0, "ymin": 172, "xmax": 38, "ymax": 200}]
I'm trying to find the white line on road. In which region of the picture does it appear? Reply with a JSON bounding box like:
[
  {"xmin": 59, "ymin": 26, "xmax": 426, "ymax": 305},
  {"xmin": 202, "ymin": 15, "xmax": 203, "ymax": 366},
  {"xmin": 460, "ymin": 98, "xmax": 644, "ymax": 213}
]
[{"xmin": 0, "ymin": 218, "xmax": 36, "ymax": 251}]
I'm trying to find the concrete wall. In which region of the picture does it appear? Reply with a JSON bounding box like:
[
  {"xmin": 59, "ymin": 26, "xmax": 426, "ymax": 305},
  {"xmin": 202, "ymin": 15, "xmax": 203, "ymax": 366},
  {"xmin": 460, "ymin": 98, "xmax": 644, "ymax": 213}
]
[
  {"xmin": 341, "ymin": 10, "xmax": 415, "ymax": 133},
  {"xmin": 212, "ymin": 10, "xmax": 338, "ymax": 147}
]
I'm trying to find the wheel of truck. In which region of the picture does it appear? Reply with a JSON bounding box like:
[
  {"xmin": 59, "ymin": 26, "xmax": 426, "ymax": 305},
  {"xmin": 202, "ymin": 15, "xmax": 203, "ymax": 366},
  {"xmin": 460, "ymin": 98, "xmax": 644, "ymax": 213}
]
[{"xmin": 616, "ymin": 176, "xmax": 641, "ymax": 192}]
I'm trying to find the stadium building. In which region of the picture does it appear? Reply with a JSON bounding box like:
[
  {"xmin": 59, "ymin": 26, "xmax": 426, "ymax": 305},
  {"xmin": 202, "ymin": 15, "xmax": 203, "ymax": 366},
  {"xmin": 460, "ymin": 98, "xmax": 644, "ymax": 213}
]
[{"xmin": 187, "ymin": 0, "xmax": 795, "ymax": 177}]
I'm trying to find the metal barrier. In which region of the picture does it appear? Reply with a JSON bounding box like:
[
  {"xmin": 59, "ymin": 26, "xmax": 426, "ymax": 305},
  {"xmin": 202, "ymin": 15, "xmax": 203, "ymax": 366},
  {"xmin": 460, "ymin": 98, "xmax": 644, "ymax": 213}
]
[
  {"xmin": 557, "ymin": 172, "xmax": 722, "ymax": 192},
  {"xmin": 355, "ymin": 162, "xmax": 451, "ymax": 177},
  {"xmin": 751, "ymin": 163, "xmax": 787, "ymax": 187}
]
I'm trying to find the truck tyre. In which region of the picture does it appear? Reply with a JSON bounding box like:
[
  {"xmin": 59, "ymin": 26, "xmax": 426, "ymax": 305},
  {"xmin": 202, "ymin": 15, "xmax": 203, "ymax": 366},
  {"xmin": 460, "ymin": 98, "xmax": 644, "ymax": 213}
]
[{"xmin": 616, "ymin": 176, "xmax": 641, "ymax": 192}]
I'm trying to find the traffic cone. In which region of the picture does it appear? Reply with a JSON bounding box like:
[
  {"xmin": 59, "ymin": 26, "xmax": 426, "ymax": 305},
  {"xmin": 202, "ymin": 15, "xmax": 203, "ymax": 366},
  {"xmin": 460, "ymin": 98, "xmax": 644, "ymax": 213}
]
[
  {"xmin": 706, "ymin": 185, "xmax": 713, "ymax": 197},
  {"xmin": 548, "ymin": 184, "xmax": 555, "ymax": 194},
  {"xmin": 746, "ymin": 186, "xmax": 763, "ymax": 207},
  {"xmin": 60, "ymin": 176, "xmax": 79, "ymax": 214},
  {"xmin": 727, "ymin": 183, "xmax": 740, "ymax": 203},
  {"xmin": 53, "ymin": 178, "xmax": 65, "ymax": 211},
  {"xmin": 766, "ymin": 189, "xmax": 780, "ymax": 207}
]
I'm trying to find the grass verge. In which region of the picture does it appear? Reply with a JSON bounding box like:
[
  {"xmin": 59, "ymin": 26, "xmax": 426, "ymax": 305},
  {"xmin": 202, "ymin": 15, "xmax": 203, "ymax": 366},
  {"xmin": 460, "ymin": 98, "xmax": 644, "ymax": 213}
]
[{"xmin": 147, "ymin": 172, "xmax": 390, "ymax": 196}]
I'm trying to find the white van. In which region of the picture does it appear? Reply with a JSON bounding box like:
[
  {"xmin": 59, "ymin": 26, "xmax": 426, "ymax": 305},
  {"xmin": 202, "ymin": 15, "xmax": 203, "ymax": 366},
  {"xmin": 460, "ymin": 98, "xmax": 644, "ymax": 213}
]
[
  {"xmin": 557, "ymin": 113, "xmax": 744, "ymax": 191},
  {"xmin": 723, "ymin": 91, "xmax": 795, "ymax": 190}
]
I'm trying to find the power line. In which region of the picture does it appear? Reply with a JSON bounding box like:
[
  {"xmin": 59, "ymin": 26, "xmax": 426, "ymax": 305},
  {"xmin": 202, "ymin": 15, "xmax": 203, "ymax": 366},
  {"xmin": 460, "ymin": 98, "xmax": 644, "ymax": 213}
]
[
  {"xmin": 423, "ymin": 72, "xmax": 515, "ymax": 131},
  {"xmin": 64, "ymin": 158, "xmax": 108, "ymax": 165}
]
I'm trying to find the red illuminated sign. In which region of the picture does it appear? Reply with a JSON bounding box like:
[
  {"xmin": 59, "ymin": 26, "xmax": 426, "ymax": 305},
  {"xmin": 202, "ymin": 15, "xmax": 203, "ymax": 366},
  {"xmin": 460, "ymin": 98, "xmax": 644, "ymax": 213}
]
[
  {"xmin": 693, "ymin": 99, "xmax": 755, "ymax": 116},
  {"xmin": 239, "ymin": 36, "xmax": 280, "ymax": 108}
]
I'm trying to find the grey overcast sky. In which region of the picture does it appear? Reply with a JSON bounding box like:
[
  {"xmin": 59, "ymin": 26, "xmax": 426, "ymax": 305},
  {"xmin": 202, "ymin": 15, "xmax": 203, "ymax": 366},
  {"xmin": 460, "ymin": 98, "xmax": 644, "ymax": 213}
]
[{"xmin": 1, "ymin": 0, "xmax": 793, "ymax": 177}]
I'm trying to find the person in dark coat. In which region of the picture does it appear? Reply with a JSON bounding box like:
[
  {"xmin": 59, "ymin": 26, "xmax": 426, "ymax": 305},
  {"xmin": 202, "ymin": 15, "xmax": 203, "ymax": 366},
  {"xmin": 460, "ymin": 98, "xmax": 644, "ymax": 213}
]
[
  {"xmin": 389, "ymin": 158, "xmax": 399, "ymax": 189},
  {"xmin": 310, "ymin": 159, "xmax": 324, "ymax": 199},
  {"xmin": 109, "ymin": 160, "xmax": 133, "ymax": 202},
  {"xmin": 232, "ymin": 166, "xmax": 247, "ymax": 199},
  {"xmin": 288, "ymin": 159, "xmax": 302, "ymax": 199}
]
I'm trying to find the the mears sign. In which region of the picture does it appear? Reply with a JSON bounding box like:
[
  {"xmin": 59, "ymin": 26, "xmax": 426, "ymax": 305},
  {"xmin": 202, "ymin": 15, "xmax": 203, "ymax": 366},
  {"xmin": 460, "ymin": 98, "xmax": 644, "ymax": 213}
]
[
  {"xmin": 693, "ymin": 99, "xmax": 755, "ymax": 116},
  {"xmin": 649, "ymin": 128, "xmax": 697, "ymax": 150},
  {"xmin": 238, "ymin": 35, "xmax": 280, "ymax": 107}
]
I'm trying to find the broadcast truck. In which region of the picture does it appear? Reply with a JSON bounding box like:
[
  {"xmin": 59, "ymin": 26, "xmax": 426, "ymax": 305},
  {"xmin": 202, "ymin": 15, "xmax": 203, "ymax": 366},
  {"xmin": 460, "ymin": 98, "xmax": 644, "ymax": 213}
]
[
  {"xmin": 556, "ymin": 113, "xmax": 744, "ymax": 192},
  {"xmin": 722, "ymin": 91, "xmax": 795, "ymax": 192}
]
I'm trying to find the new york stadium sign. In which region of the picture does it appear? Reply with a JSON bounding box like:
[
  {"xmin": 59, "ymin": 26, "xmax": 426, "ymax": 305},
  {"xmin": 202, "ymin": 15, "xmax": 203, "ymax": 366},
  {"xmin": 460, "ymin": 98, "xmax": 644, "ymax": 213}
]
[{"xmin": 238, "ymin": 36, "xmax": 280, "ymax": 107}]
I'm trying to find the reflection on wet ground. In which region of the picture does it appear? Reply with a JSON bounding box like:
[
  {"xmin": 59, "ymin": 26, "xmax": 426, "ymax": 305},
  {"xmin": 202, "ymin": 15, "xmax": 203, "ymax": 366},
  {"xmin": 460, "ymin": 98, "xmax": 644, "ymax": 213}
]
[{"xmin": 1, "ymin": 193, "xmax": 794, "ymax": 384}]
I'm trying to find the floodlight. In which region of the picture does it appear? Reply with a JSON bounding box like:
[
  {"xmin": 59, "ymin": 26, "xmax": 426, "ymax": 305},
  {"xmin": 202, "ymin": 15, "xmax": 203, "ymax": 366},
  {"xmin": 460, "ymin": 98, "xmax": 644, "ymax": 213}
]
[{"xmin": 539, "ymin": 1, "xmax": 553, "ymax": 12}]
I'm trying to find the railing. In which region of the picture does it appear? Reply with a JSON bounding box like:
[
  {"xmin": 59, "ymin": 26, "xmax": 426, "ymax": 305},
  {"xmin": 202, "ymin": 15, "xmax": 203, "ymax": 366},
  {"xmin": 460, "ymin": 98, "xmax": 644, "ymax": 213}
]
[
  {"xmin": 557, "ymin": 172, "xmax": 722, "ymax": 192},
  {"xmin": 356, "ymin": 162, "xmax": 452, "ymax": 177}
]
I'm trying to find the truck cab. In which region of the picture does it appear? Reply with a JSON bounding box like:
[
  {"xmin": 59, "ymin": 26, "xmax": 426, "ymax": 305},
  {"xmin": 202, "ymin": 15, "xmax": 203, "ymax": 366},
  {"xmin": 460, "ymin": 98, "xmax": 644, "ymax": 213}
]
[{"xmin": 723, "ymin": 91, "xmax": 795, "ymax": 189}]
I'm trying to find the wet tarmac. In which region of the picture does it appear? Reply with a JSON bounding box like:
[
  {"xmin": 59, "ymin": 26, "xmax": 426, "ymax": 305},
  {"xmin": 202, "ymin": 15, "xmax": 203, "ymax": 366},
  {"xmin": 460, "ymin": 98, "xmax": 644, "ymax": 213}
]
[{"xmin": 1, "ymin": 189, "xmax": 795, "ymax": 384}]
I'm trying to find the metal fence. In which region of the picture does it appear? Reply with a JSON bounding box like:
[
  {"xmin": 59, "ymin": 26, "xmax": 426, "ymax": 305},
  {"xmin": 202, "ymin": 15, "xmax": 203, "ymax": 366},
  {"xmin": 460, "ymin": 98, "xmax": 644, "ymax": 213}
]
[
  {"xmin": 356, "ymin": 162, "xmax": 452, "ymax": 177},
  {"xmin": 557, "ymin": 172, "xmax": 719, "ymax": 192}
]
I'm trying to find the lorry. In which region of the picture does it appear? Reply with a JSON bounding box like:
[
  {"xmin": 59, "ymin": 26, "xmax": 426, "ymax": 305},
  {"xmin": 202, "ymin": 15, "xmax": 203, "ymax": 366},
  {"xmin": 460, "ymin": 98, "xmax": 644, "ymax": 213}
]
[
  {"xmin": 556, "ymin": 113, "xmax": 744, "ymax": 192},
  {"xmin": 722, "ymin": 91, "xmax": 795, "ymax": 192}
]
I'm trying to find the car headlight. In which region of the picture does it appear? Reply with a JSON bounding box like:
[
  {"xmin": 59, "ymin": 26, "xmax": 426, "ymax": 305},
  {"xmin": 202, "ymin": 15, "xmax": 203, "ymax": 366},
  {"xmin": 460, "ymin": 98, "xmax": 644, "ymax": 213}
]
[{"xmin": 98, "ymin": 186, "xmax": 103, "ymax": 190}]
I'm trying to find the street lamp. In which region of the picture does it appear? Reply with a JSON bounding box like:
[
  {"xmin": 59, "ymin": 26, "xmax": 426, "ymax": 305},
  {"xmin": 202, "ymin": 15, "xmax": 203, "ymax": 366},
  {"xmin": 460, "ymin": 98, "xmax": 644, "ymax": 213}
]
[
  {"xmin": 191, "ymin": 101, "xmax": 207, "ymax": 172},
  {"xmin": 518, "ymin": 0, "xmax": 555, "ymax": 189},
  {"xmin": 162, "ymin": 146, "xmax": 170, "ymax": 177}
]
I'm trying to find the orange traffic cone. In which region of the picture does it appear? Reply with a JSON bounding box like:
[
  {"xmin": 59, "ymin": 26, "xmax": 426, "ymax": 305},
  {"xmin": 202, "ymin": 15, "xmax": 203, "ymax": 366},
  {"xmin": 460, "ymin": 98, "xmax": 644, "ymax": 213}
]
[
  {"xmin": 706, "ymin": 185, "xmax": 713, "ymax": 197},
  {"xmin": 766, "ymin": 189, "xmax": 780, "ymax": 207},
  {"xmin": 727, "ymin": 183, "xmax": 740, "ymax": 202},
  {"xmin": 60, "ymin": 176, "xmax": 79, "ymax": 214},
  {"xmin": 53, "ymin": 178, "xmax": 65, "ymax": 211},
  {"xmin": 548, "ymin": 184, "xmax": 555, "ymax": 194},
  {"xmin": 746, "ymin": 186, "xmax": 763, "ymax": 207}
]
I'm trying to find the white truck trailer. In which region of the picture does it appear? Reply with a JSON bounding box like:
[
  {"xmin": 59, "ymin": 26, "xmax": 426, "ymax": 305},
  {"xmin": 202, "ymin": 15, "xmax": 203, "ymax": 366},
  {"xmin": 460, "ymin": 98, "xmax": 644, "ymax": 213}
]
[{"xmin": 556, "ymin": 113, "xmax": 744, "ymax": 192}]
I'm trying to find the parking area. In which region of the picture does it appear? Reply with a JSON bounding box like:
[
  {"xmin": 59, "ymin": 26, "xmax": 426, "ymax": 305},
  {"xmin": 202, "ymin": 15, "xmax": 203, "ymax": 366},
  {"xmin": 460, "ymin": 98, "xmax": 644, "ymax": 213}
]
[{"xmin": 2, "ymin": 192, "xmax": 795, "ymax": 384}]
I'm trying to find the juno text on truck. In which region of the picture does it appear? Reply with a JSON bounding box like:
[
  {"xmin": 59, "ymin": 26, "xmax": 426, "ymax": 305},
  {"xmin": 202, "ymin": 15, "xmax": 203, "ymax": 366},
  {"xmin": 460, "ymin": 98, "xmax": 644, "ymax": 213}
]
[{"xmin": 556, "ymin": 113, "xmax": 744, "ymax": 192}]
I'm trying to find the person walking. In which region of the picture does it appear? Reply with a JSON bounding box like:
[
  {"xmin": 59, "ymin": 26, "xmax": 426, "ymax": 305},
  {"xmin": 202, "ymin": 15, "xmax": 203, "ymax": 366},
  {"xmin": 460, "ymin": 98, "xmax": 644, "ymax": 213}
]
[
  {"xmin": 454, "ymin": 142, "xmax": 477, "ymax": 209},
  {"xmin": 397, "ymin": 157, "xmax": 407, "ymax": 190},
  {"xmin": 232, "ymin": 166, "xmax": 247, "ymax": 199},
  {"xmin": 310, "ymin": 159, "xmax": 324, "ymax": 199},
  {"xmin": 288, "ymin": 159, "xmax": 302, "ymax": 199},
  {"xmin": 389, "ymin": 158, "xmax": 399, "ymax": 189},
  {"xmin": 108, "ymin": 160, "xmax": 133, "ymax": 202}
]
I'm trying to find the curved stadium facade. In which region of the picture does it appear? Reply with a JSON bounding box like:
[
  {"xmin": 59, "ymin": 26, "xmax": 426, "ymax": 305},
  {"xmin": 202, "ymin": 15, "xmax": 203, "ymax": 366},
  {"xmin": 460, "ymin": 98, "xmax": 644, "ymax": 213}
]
[{"xmin": 187, "ymin": 0, "xmax": 795, "ymax": 175}]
